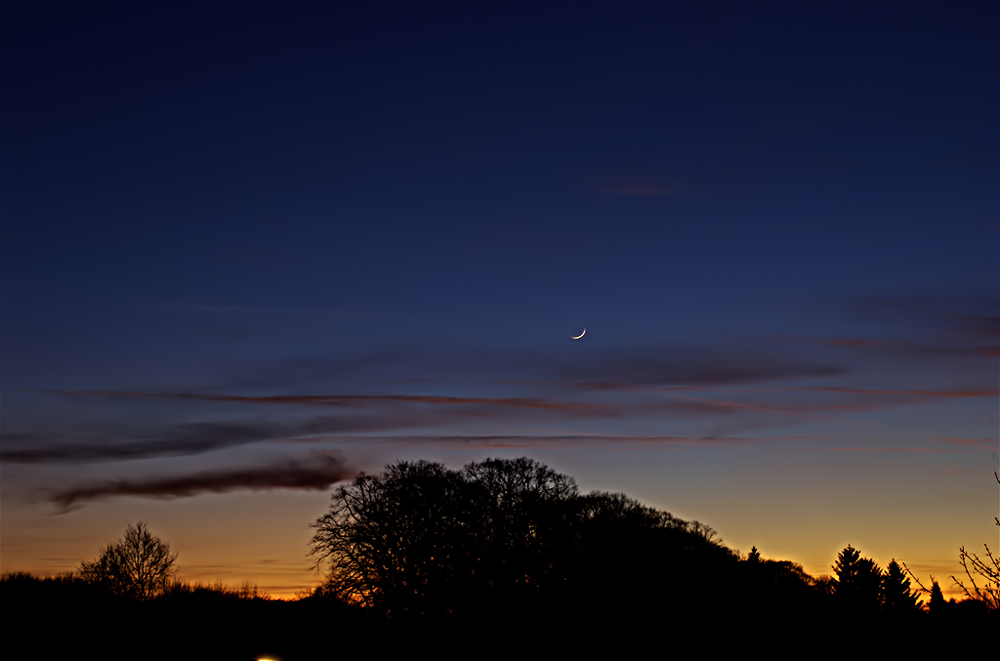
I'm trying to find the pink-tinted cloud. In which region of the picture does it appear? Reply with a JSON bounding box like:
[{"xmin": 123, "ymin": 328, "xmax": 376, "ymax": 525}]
[
  {"xmin": 778, "ymin": 335, "xmax": 999, "ymax": 358},
  {"xmin": 939, "ymin": 436, "xmax": 998, "ymax": 451},
  {"xmin": 824, "ymin": 447, "xmax": 955, "ymax": 453},
  {"xmin": 48, "ymin": 390, "xmax": 607, "ymax": 412},
  {"xmin": 288, "ymin": 432, "xmax": 821, "ymax": 449},
  {"xmin": 789, "ymin": 386, "xmax": 999, "ymax": 398}
]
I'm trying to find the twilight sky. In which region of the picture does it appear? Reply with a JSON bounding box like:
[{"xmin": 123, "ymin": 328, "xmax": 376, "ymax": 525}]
[{"xmin": 2, "ymin": 0, "xmax": 997, "ymax": 598}]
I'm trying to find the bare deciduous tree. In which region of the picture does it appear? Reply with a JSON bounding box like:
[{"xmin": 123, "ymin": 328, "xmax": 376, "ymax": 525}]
[
  {"xmin": 951, "ymin": 545, "xmax": 999, "ymax": 610},
  {"xmin": 78, "ymin": 522, "xmax": 178, "ymax": 600},
  {"xmin": 948, "ymin": 472, "xmax": 1000, "ymax": 610}
]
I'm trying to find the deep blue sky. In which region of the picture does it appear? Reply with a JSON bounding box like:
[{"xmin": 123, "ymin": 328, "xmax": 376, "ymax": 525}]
[{"xmin": 2, "ymin": 1, "xmax": 997, "ymax": 595}]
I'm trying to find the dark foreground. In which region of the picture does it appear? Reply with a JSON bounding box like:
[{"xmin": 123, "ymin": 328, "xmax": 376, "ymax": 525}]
[{"xmin": 3, "ymin": 573, "xmax": 995, "ymax": 660}]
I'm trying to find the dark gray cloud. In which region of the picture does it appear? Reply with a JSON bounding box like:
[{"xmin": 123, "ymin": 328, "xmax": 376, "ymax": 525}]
[
  {"xmin": 3, "ymin": 421, "xmax": 287, "ymax": 463},
  {"xmin": 537, "ymin": 347, "xmax": 843, "ymax": 387},
  {"xmin": 904, "ymin": 305, "xmax": 999, "ymax": 340},
  {"xmin": 0, "ymin": 340, "xmax": 857, "ymax": 467},
  {"xmin": 0, "ymin": 393, "xmax": 621, "ymax": 464},
  {"xmin": 0, "ymin": 342, "xmax": 865, "ymax": 467},
  {"xmin": 44, "ymin": 390, "xmax": 612, "ymax": 412},
  {"xmin": 779, "ymin": 335, "xmax": 1000, "ymax": 360},
  {"xmin": 325, "ymin": 433, "xmax": 819, "ymax": 448},
  {"xmin": 50, "ymin": 452, "xmax": 352, "ymax": 512},
  {"xmin": 845, "ymin": 297, "xmax": 1000, "ymax": 342},
  {"xmin": 214, "ymin": 342, "xmax": 846, "ymax": 393},
  {"xmin": 7, "ymin": 382, "xmax": 991, "ymax": 475},
  {"xmin": 1, "ymin": 413, "xmax": 432, "ymax": 464}
]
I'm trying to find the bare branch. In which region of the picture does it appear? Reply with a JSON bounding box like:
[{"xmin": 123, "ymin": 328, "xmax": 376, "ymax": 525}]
[
  {"xmin": 78, "ymin": 522, "xmax": 177, "ymax": 600},
  {"xmin": 901, "ymin": 561, "xmax": 931, "ymax": 595}
]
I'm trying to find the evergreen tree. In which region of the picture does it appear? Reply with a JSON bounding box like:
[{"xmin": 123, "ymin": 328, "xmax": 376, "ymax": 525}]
[
  {"xmin": 928, "ymin": 580, "xmax": 946, "ymax": 615},
  {"xmin": 882, "ymin": 560, "xmax": 921, "ymax": 615},
  {"xmin": 833, "ymin": 545, "xmax": 862, "ymax": 586},
  {"xmin": 832, "ymin": 545, "xmax": 882, "ymax": 615}
]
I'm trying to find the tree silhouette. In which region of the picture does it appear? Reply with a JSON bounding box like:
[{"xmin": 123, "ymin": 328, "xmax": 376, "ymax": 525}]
[
  {"xmin": 928, "ymin": 579, "xmax": 947, "ymax": 614},
  {"xmin": 78, "ymin": 522, "xmax": 177, "ymax": 600},
  {"xmin": 311, "ymin": 458, "xmax": 586, "ymax": 617},
  {"xmin": 952, "ymin": 545, "xmax": 1000, "ymax": 610},
  {"xmin": 832, "ymin": 545, "xmax": 862, "ymax": 583},
  {"xmin": 882, "ymin": 560, "xmax": 921, "ymax": 615},
  {"xmin": 832, "ymin": 545, "xmax": 883, "ymax": 615},
  {"xmin": 462, "ymin": 457, "xmax": 579, "ymax": 601},
  {"xmin": 464, "ymin": 456, "xmax": 578, "ymax": 507},
  {"xmin": 310, "ymin": 460, "xmax": 471, "ymax": 616},
  {"xmin": 311, "ymin": 456, "xmax": 731, "ymax": 620},
  {"xmin": 949, "ymin": 472, "xmax": 1000, "ymax": 610}
]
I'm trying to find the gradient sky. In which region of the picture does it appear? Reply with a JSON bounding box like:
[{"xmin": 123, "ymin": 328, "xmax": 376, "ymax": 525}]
[{"xmin": 2, "ymin": 0, "xmax": 997, "ymax": 599}]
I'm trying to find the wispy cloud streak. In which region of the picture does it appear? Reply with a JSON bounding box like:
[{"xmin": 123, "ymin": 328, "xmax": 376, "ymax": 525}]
[
  {"xmin": 50, "ymin": 453, "xmax": 352, "ymax": 512},
  {"xmin": 46, "ymin": 390, "xmax": 608, "ymax": 411},
  {"xmin": 288, "ymin": 433, "xmax": 822, "ymax": 448},
  {"xmin": 939, "ymin": 436, "xmax": 998, "ymax": 451},
  {"xmin": 778, "ymin": 387, "xmax": 999, "ymax": 398}
]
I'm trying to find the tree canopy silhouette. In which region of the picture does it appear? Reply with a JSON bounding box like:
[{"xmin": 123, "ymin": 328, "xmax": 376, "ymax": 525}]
[
  {"xmin": 309, "ymin": 460, "xmax": 471, "ymax": 614},
  {"xmin": 310, "ymin": 457, "xmax": 730, "ymax": 619},
  {"xmin": 78, "ymin": 522, "xmax": 177, "ymax": 600}
]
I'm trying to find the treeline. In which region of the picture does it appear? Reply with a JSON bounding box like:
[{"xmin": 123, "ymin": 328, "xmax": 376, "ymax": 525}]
[
  {"xmin": 3, "ymin": 458, "xmax": 996, "ymax": 658},
  {"xmin": 309, "ymin": 457, "xmax": 736, "ymax": 621},
  {"xmin": 306, "ymin": 457, "xmax": 996, "ymax": 625}
]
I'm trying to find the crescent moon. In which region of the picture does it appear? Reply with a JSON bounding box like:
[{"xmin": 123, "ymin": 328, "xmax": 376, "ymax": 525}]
[{"xmin": 571, "ymin": 328, "xmax": 586, "ymax": 340}]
